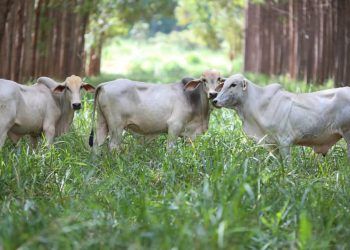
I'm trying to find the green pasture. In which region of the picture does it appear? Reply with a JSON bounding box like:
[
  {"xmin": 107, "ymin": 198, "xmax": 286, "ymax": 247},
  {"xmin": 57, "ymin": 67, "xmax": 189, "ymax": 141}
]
[{"xmin": 0, "ymin": 39, "xmax": 349, "ymax": 249}]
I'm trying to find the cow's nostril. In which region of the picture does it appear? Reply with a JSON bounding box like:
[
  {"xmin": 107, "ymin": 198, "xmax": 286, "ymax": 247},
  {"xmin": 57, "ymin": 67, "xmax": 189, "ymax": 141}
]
[
  {"xmin": 212, "ymin": 100, "xmax": 218, "ymax": 105},
  {"xmin": 72, "ymin": 103, "xmax": 82, "ymax": 110},
  {"xmin": 209, "ymin": 92, "xmax": 218, "ymax": 99}
]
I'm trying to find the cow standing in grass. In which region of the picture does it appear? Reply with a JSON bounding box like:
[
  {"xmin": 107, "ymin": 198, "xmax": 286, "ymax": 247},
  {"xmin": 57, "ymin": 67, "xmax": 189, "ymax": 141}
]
[
  {"xmin": 213, "ymin": 74, "xmax": 350, "ymax": 159},
  {"xmin": 0, "ymin": 75, "xmax": 95, "ymax": 148},
  {"xmin": 89, "ymin": 69, "xmax": 225, "ymax": 151}
]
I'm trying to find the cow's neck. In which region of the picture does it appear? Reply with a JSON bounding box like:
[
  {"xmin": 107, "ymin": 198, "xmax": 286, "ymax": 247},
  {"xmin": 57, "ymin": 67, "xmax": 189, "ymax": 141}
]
[
  {"xmin": 235, "ymin": 82, "xmax": 282, "ymax": 134},
  {"xmin": 184, "ymin": 83, "xmax": 210, "ymax": 130},
  {"xmin": 54, "ymin": 91, "xmax": 75, "ymax": 136},
  {"xmin": 197, "ymin": 85, "xmax": 210, "ymax": 123}
]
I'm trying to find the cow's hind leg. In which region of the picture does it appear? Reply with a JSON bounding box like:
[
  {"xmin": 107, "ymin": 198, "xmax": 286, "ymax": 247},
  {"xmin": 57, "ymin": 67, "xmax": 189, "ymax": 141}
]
[
  {"xmin": 0, "ymin": 116, "xmax": 15, "ymax": 149},
  {"xmin": 96, "ymin": 105, "xmax": 108, "ymax": 147},
  {"xmin": 105, "ymin": 113, "xmax": 124, "ymax": 152},
  {"xmin": 109, "ymin": 126, "xmax": 123, "ymax": 151}
]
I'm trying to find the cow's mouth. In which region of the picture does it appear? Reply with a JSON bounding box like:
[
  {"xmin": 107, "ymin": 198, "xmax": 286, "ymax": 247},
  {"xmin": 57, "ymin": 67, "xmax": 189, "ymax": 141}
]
[{"xmin": 211, "ymin": 100, "xmax": 222, "ymax": 108}]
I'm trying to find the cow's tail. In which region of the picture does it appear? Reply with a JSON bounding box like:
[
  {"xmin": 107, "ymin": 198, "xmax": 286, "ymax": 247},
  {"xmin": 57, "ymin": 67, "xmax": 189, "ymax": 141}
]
[{"xmin": 89, "ymin": 86, "xmax": 100, "ymax": 147}]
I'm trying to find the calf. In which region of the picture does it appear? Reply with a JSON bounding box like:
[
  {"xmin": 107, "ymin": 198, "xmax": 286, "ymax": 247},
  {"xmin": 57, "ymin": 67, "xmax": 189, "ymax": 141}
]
[
  {"xmin": 89, "ymin": 69, "xmax": 225, "ymax": 150},
  {"xmin": 0, "ymin": 75, "xmax": 95, "ymax": 148},
  {"xmin": 213, "ymin": 74, "xmax": 350, "ymax": 159}
]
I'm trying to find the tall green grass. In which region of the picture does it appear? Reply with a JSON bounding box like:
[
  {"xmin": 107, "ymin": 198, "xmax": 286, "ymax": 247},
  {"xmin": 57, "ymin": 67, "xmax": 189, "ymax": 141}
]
[{"xmin": 1, "ymin": 39, "xmax": 350, "ymax": 249}]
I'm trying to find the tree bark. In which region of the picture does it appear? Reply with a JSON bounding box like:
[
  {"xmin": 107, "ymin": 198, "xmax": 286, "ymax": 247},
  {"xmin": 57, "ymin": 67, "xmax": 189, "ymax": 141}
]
[
  {"xmin": 244, "ymin": 0, "xmax": 350, "ymax": 86},
  {"xmin": 0, "ymin": 0, "xmax": 91, "ymax": 82}
]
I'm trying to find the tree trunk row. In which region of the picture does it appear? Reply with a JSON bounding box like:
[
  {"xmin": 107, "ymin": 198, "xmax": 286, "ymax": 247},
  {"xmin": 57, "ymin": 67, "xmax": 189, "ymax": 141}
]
[
  {"xmin": 0, "ymin": 0, "xmax": 90, "ymax": 83},
  {"xmin": 244, "ymin": 0, "xmax": 350, "ymax": 86}
]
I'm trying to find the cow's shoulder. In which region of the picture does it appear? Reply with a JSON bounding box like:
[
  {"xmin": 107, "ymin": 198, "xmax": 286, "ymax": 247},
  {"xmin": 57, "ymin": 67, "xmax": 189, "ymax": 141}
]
[
  {"xmin": 264, "ymin": 83, "xmax": 283, "ymax": 93},
  {"xmin": 259, "ymin": 83, "xmax": 284, "ymax": 102}
]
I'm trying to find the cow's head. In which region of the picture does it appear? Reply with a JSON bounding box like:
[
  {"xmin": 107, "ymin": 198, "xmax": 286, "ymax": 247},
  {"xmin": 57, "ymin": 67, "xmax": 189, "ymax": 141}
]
[
  {"xmin": 53, "ymin": 75, "xmax": 95, "ymax": 110},
  {"xmin": 213, "ymin": 74, "xmax": 248, "ymax": 108},
  {"xmin": 184, "ymin": 69, "xmax": 226, "ymax": 99}
]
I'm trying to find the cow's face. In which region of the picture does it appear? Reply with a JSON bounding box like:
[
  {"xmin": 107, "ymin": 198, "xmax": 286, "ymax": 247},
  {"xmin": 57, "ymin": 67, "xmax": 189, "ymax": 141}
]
[
  {"xmin": 53, "ymin": 75, "xmax": 95, "ymax": 110},
  {"xmin": 184, "ymin": 69, "xmax": 225, "ymax": 99},
  {"xmin": 213, "ymin": 74, "xmax": 248, "ymax": 108}
]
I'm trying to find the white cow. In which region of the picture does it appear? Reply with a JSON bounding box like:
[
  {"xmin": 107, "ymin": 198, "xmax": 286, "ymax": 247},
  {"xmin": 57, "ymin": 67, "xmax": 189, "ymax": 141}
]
[
  {"xmin": 89, "ymin": 69, "xmax": 225, "ymax": 150},
  {"xmin": 0, "ymin": 75, "xmax": 95, "ymax": 148},
  {"xmin": 213, "ymin": 74, "xmax": 350, "ymax": 159}
]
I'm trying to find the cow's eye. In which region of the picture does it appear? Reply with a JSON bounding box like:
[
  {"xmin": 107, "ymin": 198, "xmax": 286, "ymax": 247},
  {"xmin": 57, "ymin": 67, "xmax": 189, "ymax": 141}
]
[
  {"xmin": 66, "ymin": 86, "xmax": 71, "ymax": 91},
  {"xmin": 202, "ymin": 79, "xmax": 207, "ymax": 83},
  {"xmin": 230, "ymin": 83, "xmax": 236, "ymax": 88}
]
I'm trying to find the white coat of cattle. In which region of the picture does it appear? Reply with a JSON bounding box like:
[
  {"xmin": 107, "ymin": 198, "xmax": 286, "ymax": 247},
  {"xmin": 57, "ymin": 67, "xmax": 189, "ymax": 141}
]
[
  {"xmin": 0, "ymin": 75, "xmax": 95, "ymax": 148},
  {"xmin": 89, "ymin": 69, "xmax": 225, "ymax": 150},
  {"xmin": 213, "ymin": 74, "xmax": 350, "ymax": 159}
]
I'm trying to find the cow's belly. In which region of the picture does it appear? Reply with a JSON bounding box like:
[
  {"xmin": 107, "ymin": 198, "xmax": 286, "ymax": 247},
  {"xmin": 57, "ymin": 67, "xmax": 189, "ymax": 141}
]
[
  {"xmin": 295, "ymin": 131, "xmax": 342, "ymax": 154},
  {"xmin": 125, "ymin": 115, "xmax": 169, "ymax": 135},
  {"xmin": 10, "ymin": 113, "xmax": 45, "ymax": 135},
  {"xmin": 295, "ymin": 133, "xmax": 342, "ymax": 146},
  {"xmin": 122, "ymin": 103, "xmax": 191, "ymax": 135},
  {"xmin": 10, "ymin": 122, "xmax": 43, "ymax": 136},
  {"xmin": 125, "ymin": 122, "xmax": 168, "ymax": 135}
]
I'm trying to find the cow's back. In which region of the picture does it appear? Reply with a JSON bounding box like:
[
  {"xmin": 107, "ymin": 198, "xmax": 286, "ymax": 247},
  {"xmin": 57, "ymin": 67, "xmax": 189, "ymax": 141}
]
[
  {"xmin": 0, "ymin": 79, "xmax": 21, "ymax": 101},
  {"xmin": 0, "ymin": 80, "xmax": 22, "ymax": 120}
]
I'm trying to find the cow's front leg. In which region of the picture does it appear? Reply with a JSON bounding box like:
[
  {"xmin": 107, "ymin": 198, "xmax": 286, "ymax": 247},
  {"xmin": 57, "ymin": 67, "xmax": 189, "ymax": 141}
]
[
  {"xmin": 43, "ymin": 123, "xmax": 56, "ymax": 145},
  {"xmin": 279, "ymin": 145, "xmax": 291, "ymax": 159},
  {"xmin": 0, "ymin": 131, "xmax": 7, "ymax": 149},
  {"xmin": 7, "ymin": 132, "xmax": 21, "ymax": 145},
  {"xmin": 167, "ymin": 121, "xmax": 184, "ymax": 150},
  {"xmin": 278, "ymin": 144, "xmax": 291, "ymax": 165},
  {"xmin": 30, "ymin": 136, "xmax": 38, "ymax": 148}
]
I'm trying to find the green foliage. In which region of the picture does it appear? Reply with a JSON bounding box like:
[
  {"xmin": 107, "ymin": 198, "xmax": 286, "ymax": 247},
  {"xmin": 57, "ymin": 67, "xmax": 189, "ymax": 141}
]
[
  {"xmin": 176, "ymin": 0, "xmax": 245, "ymax": 53},
  {"xmin": 100, "ymin": 37, "xmax": 237, "ymax": 83},
  {"xmin": 116, "ymin": 0, "xmax": 178, "ymax": 25},
  {"xmin": 87, "ymin": 0, "xmax": 178, "ymax": 48},
  {"xmin": 86, "ymin": 0, "xmax": 129, "ymax": 50},
  {"xmin": 1, "ymin": 39, "xmax": 350, "ymax": 249},
  {"xmin": 1, "ymin": 82, "xmax": 350, "ymax": 248},
  {"xmin": 299, "ymin": 212, "xmax": 312, "ymax": 249}
]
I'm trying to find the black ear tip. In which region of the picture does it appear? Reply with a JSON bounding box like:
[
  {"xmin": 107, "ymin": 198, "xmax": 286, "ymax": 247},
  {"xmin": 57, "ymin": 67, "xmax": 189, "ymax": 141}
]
[{"xmin": 89, "ymin": 130, "xmax": 94, "ymax": 147}]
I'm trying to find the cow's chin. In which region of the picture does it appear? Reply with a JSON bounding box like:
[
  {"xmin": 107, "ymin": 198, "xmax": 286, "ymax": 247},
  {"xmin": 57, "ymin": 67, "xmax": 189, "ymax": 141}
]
[{"xmin": 212, "ymin": 102, "xmax": 223, "ymax": 109}]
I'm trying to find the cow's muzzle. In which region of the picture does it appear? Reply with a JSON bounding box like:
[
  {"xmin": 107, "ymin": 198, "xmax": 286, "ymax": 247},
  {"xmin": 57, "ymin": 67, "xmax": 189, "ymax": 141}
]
[
  {"xmin": 212, "ymin": 99, "xmax": 222, "ymax": 108},
  {"xmin": 209, "ymin": 92, "xmax": 218, "ymax": 99},
  {"xmin": 72, "ymin": 103, "xmax": 82, "ymax": 110}
]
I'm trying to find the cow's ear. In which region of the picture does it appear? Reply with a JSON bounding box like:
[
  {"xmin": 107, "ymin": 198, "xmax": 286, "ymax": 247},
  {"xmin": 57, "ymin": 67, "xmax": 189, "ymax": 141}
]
[
  {"xmin": 53, "ymin": 85, "xmax": 66, "ymax": 94},
  {"xmin": 218, "ymin": 77, "xmax": 227, "ymax": 84},
  {"xmin": 184, "ymin": 79, "xmax": 202, "ymax": 91},
  {"xmin": 82, "ymin": 83, "xmax": 95, "ymax": 93},
  {"xmin": 242, "ymin": 79, "xmax": 248, "ymax": 91},
  {"xmin": 215, "ymin": 82, "xmax": 224, "ymax": 92}
]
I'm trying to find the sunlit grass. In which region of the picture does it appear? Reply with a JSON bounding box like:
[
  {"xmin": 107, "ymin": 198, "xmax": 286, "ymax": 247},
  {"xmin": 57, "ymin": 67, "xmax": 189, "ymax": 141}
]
[{"xmin": 1, "ymin": 39, "xmax": 350, "ymax": 249}]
